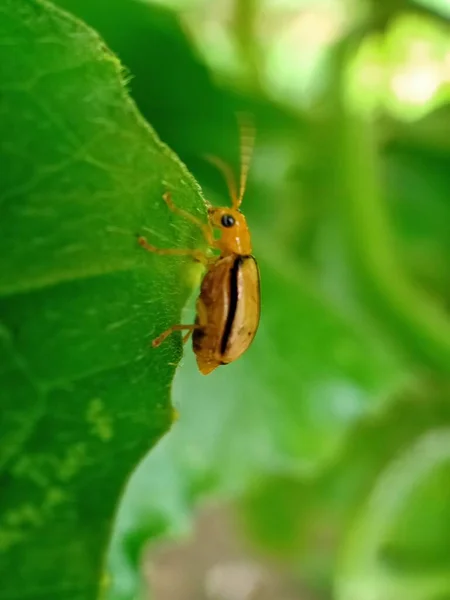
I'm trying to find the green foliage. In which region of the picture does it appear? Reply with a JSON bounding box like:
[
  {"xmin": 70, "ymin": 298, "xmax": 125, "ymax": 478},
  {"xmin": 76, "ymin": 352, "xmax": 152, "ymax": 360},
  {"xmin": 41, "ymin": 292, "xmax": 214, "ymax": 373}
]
[
  {"xmin": 2, "ymin": 1, "xmax": 450, "ymax": 600},
  {"xmin": 241, "ymin": 390, "xmax": 450, "ymax": 597},
  {"xmin": 0, "ymin": 0, "xmax": 205, "ymax": 598}
]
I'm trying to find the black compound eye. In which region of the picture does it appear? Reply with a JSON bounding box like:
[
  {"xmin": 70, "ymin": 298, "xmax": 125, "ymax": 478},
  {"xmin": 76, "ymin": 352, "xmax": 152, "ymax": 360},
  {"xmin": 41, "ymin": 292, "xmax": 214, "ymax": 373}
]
[{"xmin": 221, "ymin": 214, "xmax": 235, "ymax": 228}]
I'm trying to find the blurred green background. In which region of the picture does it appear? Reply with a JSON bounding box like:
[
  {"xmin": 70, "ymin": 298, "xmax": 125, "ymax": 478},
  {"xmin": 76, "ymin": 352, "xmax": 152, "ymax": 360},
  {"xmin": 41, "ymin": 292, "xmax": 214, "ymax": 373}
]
[{"xmin": 3, "ymin": 0, "xmax": 450, "ymax": 599}]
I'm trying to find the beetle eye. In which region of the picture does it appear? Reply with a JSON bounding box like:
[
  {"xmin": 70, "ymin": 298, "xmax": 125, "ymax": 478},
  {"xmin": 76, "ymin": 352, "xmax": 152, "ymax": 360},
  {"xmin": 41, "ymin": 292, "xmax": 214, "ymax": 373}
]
[{"xmin": 221, "ymin": 214, "xmax": 235, "ymax": 228}]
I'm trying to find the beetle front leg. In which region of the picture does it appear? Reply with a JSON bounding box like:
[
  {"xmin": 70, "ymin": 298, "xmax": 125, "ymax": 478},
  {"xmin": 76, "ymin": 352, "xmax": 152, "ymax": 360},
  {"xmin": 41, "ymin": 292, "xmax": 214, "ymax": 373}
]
[
  {"xmin": 138, "ymin": 236, "xmax": 209, "ymax": 265},
  {"xmin": 163, "ymin": 192, "xmax": 214, "ymax": 246}
]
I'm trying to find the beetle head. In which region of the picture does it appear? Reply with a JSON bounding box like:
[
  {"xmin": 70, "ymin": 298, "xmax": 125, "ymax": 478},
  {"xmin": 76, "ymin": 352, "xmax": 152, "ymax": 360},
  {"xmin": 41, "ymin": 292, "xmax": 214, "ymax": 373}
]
[{"xmin": 208, "ymin": 206, "xmax": 252, "ymax": 256}]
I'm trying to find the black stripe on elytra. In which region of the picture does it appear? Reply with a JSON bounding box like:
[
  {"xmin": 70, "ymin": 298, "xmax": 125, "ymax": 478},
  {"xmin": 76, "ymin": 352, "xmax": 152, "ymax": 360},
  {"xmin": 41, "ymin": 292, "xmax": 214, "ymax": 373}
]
[{"xmin": 220, "ymin": 256, "xmax": 247, "ymax": 355}]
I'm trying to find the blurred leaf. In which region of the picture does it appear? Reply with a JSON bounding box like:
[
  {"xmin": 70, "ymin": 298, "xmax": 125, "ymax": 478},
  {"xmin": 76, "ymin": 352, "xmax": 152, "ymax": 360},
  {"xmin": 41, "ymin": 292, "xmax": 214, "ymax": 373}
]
[
  {"xmin": 262, "ymin": 1, "xmax": 347, "ymax": 109},
  {"xmin": 0, "ymin": 0, "xmax": 205, "ymax": 598},
  {"xmin": 321, "ymin": 42, "xmax": 450, "ymax": 372},
  {"xmin": 382, "ymin": 464, "xmax": 450, "ymax": 570},
  {"xmin": 239, "ymin": 386, "xmax": 450, "ymax": 594},
  {"xmin": 383, "ymin": 144, "xmax": 450, "ymax": 302},
  {"xmin": 348, "ymin": 14, "xmax": 450, "ymax": 121},
  {"xmin": 336, "ymin": 429, "xmax": 450, "ymax": 600},
  {"xmin": 415, "ymin": 0, "xmax": 450, "ymax": 19},
  {"xmin": 382, "ymin": 14, "xmax": 450, "ymax": 120}
]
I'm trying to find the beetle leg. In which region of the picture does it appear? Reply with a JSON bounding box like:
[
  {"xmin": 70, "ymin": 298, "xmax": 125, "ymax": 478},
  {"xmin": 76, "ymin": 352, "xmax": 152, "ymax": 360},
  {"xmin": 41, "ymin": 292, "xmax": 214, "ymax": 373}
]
[
  {"xmin": 152, "ymin": 324, "xmax": 199, "ymax": 348},
  {"xmin": 138, "ymin": 236, "xmax": 209, "ymax": 265},
  {"xmin": 182, "ymin": 329, "xmax": 194, "ymax": 344},
  {"xmin": 163, "ymin": 192, "xmax": 214, "ymax": 246}
]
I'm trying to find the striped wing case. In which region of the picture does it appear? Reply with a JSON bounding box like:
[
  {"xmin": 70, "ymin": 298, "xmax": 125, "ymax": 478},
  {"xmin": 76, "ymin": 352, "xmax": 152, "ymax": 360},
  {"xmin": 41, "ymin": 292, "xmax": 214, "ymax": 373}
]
[{"xmin": 192, "ymin": 254, "xmax": 260, "ymax": 375}]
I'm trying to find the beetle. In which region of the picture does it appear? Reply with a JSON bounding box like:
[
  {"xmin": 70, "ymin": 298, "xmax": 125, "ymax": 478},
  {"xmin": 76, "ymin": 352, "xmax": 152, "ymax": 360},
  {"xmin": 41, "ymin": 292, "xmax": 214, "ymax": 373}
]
[{"xmin": 138, "ymin": 119, "xmax": 260, "ymax": 375}]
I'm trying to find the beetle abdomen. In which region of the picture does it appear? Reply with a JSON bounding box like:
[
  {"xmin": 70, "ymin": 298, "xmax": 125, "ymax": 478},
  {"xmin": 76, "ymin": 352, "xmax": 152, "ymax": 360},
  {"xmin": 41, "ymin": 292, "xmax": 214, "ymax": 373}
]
[{"xmin": 193, "ymin": 254, "xmax": 260, "ymax": 374}]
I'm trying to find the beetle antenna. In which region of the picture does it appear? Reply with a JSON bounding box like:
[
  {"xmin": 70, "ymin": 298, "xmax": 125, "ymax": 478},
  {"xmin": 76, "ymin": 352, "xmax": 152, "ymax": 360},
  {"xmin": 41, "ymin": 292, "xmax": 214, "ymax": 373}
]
[
  {"xmin": 204, "ymin": 154, "xmax": 239, "ymax": 207},
  {"xmin": 237, "ymin": 112, "xmax": 255, "ymax": 207}
]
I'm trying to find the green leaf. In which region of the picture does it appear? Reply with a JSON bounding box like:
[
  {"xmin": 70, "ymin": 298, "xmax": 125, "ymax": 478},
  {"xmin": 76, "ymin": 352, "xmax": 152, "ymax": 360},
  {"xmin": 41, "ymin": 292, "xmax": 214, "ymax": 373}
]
[{"xmin": 0, "ymin": 0, "xmax": 205, "ymax": 598}]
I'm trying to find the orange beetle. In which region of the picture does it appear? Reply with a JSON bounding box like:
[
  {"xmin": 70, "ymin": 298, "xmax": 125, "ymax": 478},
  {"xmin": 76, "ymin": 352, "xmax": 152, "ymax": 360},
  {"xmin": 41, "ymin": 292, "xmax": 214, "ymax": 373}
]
[{"xmin": 139, "ymin": 119, "xmax": 260, "ymax": 375}]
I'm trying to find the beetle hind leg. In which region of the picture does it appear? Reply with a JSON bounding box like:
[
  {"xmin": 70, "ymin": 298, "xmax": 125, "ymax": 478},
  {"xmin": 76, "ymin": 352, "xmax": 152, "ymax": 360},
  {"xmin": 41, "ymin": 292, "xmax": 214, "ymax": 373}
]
[
  {"xmin": 152, "ymin": 324, "xmax": 199, "ymax": 348},
  {"xmin": 182, "ymin": 329, "xmax": 194, "ymax": 344}
]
